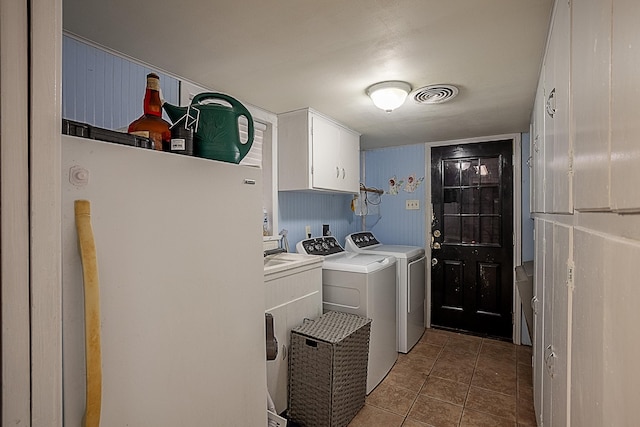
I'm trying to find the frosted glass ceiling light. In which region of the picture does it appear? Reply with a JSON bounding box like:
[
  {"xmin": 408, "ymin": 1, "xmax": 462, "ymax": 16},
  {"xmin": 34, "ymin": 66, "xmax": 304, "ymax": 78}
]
[{"xmin": 366, "ymin": 81, "xmax": 412, "ymax": 112}]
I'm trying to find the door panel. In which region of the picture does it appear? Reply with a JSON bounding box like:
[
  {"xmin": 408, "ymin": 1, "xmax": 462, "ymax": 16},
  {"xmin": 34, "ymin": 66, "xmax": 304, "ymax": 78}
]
[{"xmin": 431, "ymin": 140, "xmax": 514, "ymax": 339}]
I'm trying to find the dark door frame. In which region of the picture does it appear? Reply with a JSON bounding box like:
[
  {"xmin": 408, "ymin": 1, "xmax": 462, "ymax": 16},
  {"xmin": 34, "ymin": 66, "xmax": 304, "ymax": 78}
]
[{"xmin": 425, "ymin": 134, "xmax": 524, "ymax": 344}]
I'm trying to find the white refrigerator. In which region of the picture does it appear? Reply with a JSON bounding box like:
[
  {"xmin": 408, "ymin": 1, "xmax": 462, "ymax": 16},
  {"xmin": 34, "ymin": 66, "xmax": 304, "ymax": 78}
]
[{"xmin": 61, "ymin": 135, "xmax": 267, "ymax": 426}]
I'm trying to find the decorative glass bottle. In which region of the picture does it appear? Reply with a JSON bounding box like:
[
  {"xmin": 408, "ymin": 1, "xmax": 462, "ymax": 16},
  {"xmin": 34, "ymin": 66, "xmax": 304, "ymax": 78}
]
[{"xmin": 128, "ymin": 73, "xmax": 171, "ymax": 151}]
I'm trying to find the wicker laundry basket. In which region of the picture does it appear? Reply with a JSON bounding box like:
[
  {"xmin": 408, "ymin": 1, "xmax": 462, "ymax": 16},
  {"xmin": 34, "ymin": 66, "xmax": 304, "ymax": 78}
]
[{"xmin": 288, "ymin": 311, "xmax": 371, "ymax": 427}]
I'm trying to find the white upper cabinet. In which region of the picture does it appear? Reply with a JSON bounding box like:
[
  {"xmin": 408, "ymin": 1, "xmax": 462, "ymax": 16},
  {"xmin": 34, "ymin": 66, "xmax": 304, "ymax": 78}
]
[
  {"xmin": 571, "ymin": 0, "xmax": 612, "ymax": 211},
  {"xmin": 611, "ymin": 0, "xmax": 640, "ymax": 212},
  {"xmin": 543, "ymin": 0, "xmax": 573, "ymax": 214},
  {"xmin": 278, "ymin": 108, "xmax": 360, "ymax": 194}
]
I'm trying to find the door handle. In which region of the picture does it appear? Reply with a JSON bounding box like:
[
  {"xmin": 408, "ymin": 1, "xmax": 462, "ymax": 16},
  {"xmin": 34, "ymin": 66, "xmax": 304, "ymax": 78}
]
[{"xmin": 546, "ymin": 87, "xmax": 556, "ymax": 118}]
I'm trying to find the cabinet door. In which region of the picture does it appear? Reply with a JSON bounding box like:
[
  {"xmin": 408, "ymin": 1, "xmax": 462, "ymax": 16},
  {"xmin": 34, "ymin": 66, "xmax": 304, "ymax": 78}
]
[
  {"xmin": 531, "ymin": 76, "xmax": 546, "ymax": 213},
  {"xmin": 544, "ymin": 0, "xmax": 573, "ymax": 214},
  {"xmin": 611, "ymin": 0, "xmax": 640, "ymax": 212},
  {"xmin": 571, "ymin": 230, "xmax": 605, "ymax": 426},
  {"xmin": 338, "ymin": 127, "xmax": 360, "ymax": 193},
  {"xmin": 532, "ymin": 219, "xmax": 546, "ymax": 424},
  {"xmin": 550, "ymin": 223, "xmax": 572, "ymax": 426},
  {"xmin": 541, "ymin": 221, "xmax": 555, "ymax": 427},
  {"xmin": 311, "ymin": 115, "xmax": 342, "ymax": 191},
  {"xmin": 572, "ymin": 0, "xmax": 612, "ymax": 211},
  {"xmin": 311, "ymin": 114, "xmax": 360, "ymax": 193}
]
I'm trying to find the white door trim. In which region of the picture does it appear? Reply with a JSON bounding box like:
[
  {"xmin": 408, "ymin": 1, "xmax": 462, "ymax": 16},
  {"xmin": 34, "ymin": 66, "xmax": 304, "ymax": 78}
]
[
  {"xmin": 30, "ymin": 0, "xmax": 64, "ymax": 425},
  {"xmin": 1, "ymin": 0, "xmax": 31, "ymax": 423},
  {"xmin": 424, "ymin": 133, "xmax": 523, "ymax": 344}
]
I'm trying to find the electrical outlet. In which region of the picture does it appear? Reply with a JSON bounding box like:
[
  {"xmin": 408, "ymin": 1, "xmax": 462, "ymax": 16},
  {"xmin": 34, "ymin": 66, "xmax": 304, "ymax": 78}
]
[
  {"xmin": 406, "ymin": 200, "xmax": 420, "ymax": 210},
  {"xmin": 305, "ymin": 225, "xmax": 311, "ymax": 237}
]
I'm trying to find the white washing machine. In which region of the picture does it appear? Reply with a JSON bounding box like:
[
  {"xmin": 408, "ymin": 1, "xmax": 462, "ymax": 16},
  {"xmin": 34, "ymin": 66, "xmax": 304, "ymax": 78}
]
[
  {"xmin": 296, "ymin": 236, "xmax": 397, "ymax": 394},
  {"xmin": 345, "ymin": 232, "xmax": 426, "ymax": 353}
]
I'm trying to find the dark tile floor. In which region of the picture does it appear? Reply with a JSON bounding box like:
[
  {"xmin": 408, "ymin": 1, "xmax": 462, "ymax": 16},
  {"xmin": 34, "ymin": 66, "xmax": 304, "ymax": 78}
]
[{"xmin": 347, "ymin": 328, "xmax": 536, "ymax": 427}]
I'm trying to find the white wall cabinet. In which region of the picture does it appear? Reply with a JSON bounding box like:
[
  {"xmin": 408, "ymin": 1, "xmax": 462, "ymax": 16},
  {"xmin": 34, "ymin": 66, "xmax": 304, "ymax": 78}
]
[
  {"xmin": 278, "ymin": 108, "xmax": 360, "ymax": 193},
  {"xmin": 531, "ymin": 0, "xmax": 640, "ymax": 425}
]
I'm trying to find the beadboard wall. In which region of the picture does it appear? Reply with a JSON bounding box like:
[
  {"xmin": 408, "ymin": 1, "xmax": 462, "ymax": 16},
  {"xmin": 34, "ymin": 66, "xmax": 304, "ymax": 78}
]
[
  {"xmin": 62, "ymin": 34, "xmax": 179, "ymax": 131},
  {"xmin": 278, "ymin": 192, "xmax": 358, "ymax": 251},
  {"xmin": 361, "ymin": 143, "xmax": 427, "ymax": 248}
]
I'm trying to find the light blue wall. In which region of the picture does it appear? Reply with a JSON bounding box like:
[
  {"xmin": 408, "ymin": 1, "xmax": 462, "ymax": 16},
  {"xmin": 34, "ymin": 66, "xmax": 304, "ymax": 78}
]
[
  {"xmin": 62, "ymin": 35, "xmax": 178, "ymax": 131},
  {"xmin": 361, "ymin": 144, "xmax": 427, "ymax": 248},
  {"xmin": 278, "ymin": 192, "xmax": 359, "ymax": 251}
]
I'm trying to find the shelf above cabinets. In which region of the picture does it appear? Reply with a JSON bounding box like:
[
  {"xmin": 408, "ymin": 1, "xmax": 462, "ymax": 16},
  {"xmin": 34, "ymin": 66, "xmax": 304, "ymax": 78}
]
[{"xmin": 278, "ymin": 108, "xmax": 360, "ymax": 194}]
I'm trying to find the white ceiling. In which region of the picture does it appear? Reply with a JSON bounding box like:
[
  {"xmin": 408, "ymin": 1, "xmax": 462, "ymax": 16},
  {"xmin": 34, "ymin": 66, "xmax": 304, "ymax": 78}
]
[{"xmin": 63, "ymin": 0, "xmax": 553, "ymax": 150}]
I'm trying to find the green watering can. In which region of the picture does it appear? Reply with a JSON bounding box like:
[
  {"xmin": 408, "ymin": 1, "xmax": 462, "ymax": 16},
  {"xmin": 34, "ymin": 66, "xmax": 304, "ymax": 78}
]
[{"xmin": 163, "ymin": 92, "xmax": 254, "ymax": 164}]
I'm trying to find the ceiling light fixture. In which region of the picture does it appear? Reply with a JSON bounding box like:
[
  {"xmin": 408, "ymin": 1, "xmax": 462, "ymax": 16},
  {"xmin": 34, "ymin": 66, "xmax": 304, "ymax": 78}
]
[{"xmin": 366, "ymin": 81, "xmax": 412, "ymax": 112}]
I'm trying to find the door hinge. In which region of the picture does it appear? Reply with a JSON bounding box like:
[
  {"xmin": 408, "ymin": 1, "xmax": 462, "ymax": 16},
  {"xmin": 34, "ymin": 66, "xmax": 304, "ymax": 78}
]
[
  {"xmin": 567, "ymin": 260, "xmax": 575, "ymax": 292},
  {"xmin": 568, "ymin": 148, "xmax": 574, "ymax": 177}
]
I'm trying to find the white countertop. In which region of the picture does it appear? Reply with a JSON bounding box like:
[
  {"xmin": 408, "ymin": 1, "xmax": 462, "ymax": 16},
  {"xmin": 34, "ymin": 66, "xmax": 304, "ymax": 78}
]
[{"xmin": 263, "ymin": 252, "xmax": 323, "ymax": 277}]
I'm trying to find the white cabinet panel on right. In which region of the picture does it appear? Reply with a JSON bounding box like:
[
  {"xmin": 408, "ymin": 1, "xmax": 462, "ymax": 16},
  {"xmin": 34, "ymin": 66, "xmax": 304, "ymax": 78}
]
[
  {"xmin": 571, "ymin": 0, "xmax": 612, "ymax": 211},
  {"xmin": 611, "ymin": 0, "xmax": 640, "ymax": 212},
  {"xmin": 569, "ymin": 0, "xmax": 640, "ymax": 213},
  {"xmin": 572, "ymin": 228, "xmax": 640, "ymax": 426},
  {"xmin": 543, "ymin": 0, "xmax": 572, "ymax": 214}
]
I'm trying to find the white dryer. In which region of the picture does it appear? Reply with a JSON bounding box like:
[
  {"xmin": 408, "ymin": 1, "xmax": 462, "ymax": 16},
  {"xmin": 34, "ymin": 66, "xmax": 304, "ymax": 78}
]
[
  {"xmin": 345, "ymin": 232, "xmax": 426, "ymax": 353},
  {"xmin": 296, "ymin": 236, "xmax": 397, "ymax": 394}
]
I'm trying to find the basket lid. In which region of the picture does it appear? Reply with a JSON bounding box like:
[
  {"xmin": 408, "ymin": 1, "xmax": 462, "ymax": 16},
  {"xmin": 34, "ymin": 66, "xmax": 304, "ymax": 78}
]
[{"xmin": 291, "ymin": 311, "xmax": 371, "ymax": 343}]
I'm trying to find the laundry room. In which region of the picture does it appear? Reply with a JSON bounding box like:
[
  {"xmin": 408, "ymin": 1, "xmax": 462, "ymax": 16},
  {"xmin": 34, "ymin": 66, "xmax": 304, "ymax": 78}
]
[{"xmin": 7, "ymin": 1, "xmax": 640, "ymax": 427}]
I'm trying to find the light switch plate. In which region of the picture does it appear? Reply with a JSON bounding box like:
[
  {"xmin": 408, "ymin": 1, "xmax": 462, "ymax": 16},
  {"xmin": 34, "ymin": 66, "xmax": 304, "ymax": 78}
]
[{"xmin": 406, "ymin": 200, "xmax": 420, "ymax": 210}]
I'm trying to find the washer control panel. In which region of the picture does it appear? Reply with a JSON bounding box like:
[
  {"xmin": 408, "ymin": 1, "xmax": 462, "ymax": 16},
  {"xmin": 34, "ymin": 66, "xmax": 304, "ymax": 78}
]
[
  {"xmin": 347, "ymin": 232, "xmax": 380, "ymax": 248},
  {"xmin": 297, "ymin": 236, "xmax": 344, "ymax": 256}
]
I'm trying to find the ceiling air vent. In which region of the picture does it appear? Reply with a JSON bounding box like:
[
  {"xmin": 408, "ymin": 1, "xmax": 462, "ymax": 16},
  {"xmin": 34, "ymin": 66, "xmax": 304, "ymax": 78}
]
[{"xmin": 413, "ymin": 84, "xmax": 459, "ymax": 104}]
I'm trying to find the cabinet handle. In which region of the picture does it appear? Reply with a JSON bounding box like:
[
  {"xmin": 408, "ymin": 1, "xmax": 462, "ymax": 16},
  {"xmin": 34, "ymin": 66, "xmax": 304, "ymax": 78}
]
[
  {"xmin": 342, "ymin": 168, "xmax": 346, "ymax": 179},
  {"xmin": 546, "ymin": 88, "xmax": 556, "ymax": 118},
  {"xmin": 531, "ymin": 296, "xmax": 538, "ymax": 313},
  {"xmin": 336, "ymin": 166, "xmax": 340, "ymax": 178},
  {"xmin": 282, "ymin": 344, "xmax": 287, "ymax": 361}
]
